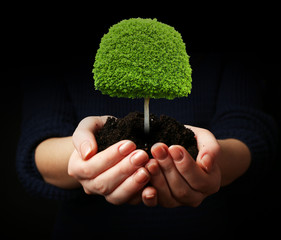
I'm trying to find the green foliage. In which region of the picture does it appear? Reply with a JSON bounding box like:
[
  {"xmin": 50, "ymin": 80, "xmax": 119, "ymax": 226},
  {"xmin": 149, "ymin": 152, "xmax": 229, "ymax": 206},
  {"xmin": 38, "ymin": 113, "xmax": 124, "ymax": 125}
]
[{"xmin": 93, "ymin": 18, "xmax": 192, "ymax": 100}]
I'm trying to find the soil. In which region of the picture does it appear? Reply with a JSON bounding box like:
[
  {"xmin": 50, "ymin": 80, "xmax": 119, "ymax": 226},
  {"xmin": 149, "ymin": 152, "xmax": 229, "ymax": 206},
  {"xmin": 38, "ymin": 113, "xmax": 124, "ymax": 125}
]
[{"xmin": 95, "ymin": 112, "xmax": 198, "ymax": 159}]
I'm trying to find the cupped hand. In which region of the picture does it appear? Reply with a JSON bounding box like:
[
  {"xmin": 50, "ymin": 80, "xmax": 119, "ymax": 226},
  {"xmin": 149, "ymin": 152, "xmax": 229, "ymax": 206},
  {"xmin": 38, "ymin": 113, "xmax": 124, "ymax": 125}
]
[
  {"xmin": 68, "ymin": 116, "xmax": 150, "ymax": 205},
  {"xmin": 142, "ymin": 126, "xmax": 222, "ymax": 208}
]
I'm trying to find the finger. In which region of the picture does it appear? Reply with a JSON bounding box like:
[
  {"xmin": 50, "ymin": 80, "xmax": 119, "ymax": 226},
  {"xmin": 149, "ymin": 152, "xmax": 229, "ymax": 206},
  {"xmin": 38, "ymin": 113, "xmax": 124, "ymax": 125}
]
[
  {"xmin": 128, "ymin": 191, "xmax": 142, "ymax": 205},
  {"xmin": 86, "ymin": 150, "xmax": 149, "ymax": 195},
  {"xmin": 151, "ymin": 143, "xmax": 204, "ymax": 206},
  {"xmin": 72, "ymin": 116, "xmax": 109, "ymax": 160},
  {"xmin": 169, "ymin": 145, "xmax": 209, "ymax": 191},
  {"xmin": 169, "ymin": 145, "xmax": 220, "ymax": 194},
  {"xmin": 69, "ymin": 140, "xmax": 136, "ymax": 180},
  {"xmin": 185, "ymin": 125, "xmax": 220, "ymax": 172},
  {"xmin": 145, "ymin": 158, "xmax": 180, "ymax": 208},
  {"xmin": 151, "ymin": 143, "xmax": 187, "ymax": 185},
  {"xmin": 142, "ymin": 186, "xmax": 158, "ymax": 207},
  {"xmin": 105, "ymin": 168, "xmax": 150, "ymax": 205}
]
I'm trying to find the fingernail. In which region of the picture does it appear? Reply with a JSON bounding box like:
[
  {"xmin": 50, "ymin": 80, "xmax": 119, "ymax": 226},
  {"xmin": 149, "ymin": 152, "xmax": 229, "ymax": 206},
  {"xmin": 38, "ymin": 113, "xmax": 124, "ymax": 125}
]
[
  {"xmin": 130, "ymin": 151, "xmax": 148, "ymax": 166},
  {"xmin": 135, "ymin": 169, "xmax": 149, "ymax": 183},
  {"xmin": 201, "ymin": 154, "xmax": 212, "ymax": 172},
  {"xmin": 145, "ymin": 193, "xmax": 156, "ymax": 200},
  {"xmin": 152, "ymin": 143, "xmax": 168, "ymax": 160},
  {"xmin": 81, "ymin": 141, "xmax": 93, "ymax": 160},
  {"xmin": 119, "ymin": 141, "xmax": 136, "ymax": 156},
  {"xmin": 170, "ymin": 146, "xmax": 184, "ymax": 162},
  {"xmin": 146, "ymin": 162, "xmax": 159, "ymax": 176}
]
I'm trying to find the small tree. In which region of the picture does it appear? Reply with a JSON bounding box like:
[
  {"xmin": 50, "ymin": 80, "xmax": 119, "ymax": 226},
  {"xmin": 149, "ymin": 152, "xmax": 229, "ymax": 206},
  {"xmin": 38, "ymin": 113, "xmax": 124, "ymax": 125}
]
[{"xmin": 93, "ymin": 18, "xmax": 192, "ymax": 134}]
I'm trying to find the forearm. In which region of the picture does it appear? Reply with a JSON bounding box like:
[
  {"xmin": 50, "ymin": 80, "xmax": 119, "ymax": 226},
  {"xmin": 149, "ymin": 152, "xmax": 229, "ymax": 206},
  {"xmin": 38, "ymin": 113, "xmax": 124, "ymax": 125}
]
[
  {"xmin": 35, "ymin": 137, "xmax": 81, "ymax": 189},
  {"xmin": 217, "ymin": 139, "xmax": 251, "ymax": 186}
]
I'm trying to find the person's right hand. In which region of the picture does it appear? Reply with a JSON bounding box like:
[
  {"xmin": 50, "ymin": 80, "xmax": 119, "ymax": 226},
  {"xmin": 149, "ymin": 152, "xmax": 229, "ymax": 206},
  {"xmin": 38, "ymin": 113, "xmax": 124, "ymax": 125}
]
[{"xmin": 68, "ymin": 116, "xmax": 150, "ymax": 205}]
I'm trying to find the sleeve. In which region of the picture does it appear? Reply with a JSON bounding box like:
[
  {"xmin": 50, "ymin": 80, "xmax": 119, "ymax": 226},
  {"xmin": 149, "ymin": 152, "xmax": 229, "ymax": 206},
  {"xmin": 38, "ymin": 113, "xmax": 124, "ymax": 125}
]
[
  {"xmin": 16, "ymin": 65, "xmax": 83, "ymax": 200},
  {"xmin": 210, "ymin": 54, "xmax": 278, "ymax": 182}
]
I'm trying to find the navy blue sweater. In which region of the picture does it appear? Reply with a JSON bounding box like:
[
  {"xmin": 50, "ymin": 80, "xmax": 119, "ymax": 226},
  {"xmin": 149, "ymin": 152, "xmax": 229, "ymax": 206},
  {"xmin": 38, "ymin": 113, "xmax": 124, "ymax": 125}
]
[{"xmin": 16, "ymin": 52, "xmax": 277, "ymax": 238}]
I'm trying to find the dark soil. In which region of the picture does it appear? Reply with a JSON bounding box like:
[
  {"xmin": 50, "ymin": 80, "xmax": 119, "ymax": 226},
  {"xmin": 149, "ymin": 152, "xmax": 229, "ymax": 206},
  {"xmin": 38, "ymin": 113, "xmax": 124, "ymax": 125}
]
[{"xmin": 95, "ymin": 112, "xmax": 198, "ymax": 159}]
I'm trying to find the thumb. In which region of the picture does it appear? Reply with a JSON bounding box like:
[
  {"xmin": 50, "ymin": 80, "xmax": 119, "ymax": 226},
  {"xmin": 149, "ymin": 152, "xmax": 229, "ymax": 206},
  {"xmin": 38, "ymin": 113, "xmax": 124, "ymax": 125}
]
[
  {"xmin": 198, "ymin": 154, "xmax": 214, "ymax": 173},
  {"xmin": 72, "ymin": 116, "xmax": 109, "ymax": 160}
]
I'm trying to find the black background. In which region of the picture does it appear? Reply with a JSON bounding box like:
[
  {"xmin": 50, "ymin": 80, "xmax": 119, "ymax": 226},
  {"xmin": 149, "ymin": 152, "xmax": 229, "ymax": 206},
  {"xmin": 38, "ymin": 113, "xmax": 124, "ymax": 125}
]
[{"xmin": 2, "ymin": 3, "xmax": 281, "ymax": 239}]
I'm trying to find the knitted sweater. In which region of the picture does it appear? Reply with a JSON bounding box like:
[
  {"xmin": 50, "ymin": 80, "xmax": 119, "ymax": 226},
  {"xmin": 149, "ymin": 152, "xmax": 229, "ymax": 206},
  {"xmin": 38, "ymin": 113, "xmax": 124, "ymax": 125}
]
[{"xmin": 16, "ymin": 52, "xmax": 277, "ymax": 238}]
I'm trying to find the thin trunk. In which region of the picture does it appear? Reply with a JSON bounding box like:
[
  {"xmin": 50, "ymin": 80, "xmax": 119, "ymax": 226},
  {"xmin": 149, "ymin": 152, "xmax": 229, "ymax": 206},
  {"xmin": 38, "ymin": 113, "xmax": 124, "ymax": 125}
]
[{"xmin": 144, "ymin": 98, "xmax": 150, "ymax": 135}]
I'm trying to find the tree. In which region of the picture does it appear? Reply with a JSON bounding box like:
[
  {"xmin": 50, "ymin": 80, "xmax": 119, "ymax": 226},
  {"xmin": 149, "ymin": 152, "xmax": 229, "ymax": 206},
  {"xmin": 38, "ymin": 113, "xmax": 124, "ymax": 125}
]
[{"xmin": 93, "ymin": 18, "xmax": 192, "ymax": 134}]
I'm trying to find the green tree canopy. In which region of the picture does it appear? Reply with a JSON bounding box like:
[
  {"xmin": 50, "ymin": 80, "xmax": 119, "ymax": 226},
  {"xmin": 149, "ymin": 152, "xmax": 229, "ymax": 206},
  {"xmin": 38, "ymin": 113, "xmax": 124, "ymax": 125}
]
[{"xmin": 93, "ymin": 18, "xmax": 192, "ymax": 100}]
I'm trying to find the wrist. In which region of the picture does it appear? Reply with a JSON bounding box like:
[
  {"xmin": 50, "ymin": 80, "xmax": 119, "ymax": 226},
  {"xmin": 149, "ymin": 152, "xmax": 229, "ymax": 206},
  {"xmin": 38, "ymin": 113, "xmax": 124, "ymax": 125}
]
[
  {"xmin": 217, "ymin": 139, "xmax": 251, "ymax": 186},
  {"xmin": 35, "ymin": 137, "xmax": 81, "ymax": 189}
]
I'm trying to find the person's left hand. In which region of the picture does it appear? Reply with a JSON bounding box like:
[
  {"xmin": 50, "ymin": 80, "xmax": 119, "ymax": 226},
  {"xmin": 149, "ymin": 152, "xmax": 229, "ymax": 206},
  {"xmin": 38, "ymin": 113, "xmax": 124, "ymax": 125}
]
[{"xmin": 141, "ymin": 126, "xmax": 222, "ymax": 208}]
